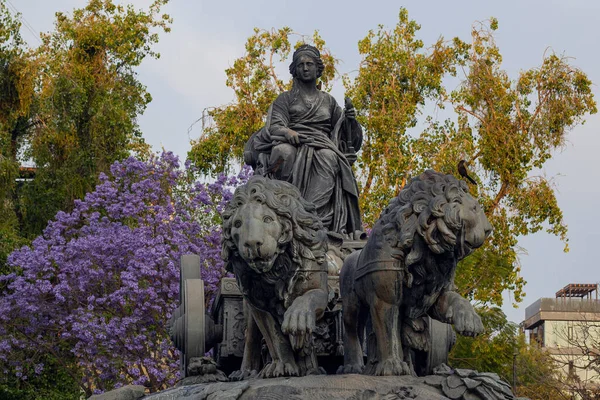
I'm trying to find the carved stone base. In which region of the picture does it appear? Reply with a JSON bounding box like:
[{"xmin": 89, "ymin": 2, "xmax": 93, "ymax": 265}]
[
  {"xmin": 136, "ymin": 365, "xmax": 530, "ymax": 400},
  {"xmin": 141, "ymin": 371, "xmax": 526, "ymax": 400},
  {"xmin": 145, "ymin": 375, "xmax": 441, "ymax": 400}
]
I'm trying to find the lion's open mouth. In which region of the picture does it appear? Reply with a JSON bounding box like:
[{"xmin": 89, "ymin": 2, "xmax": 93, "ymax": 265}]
[{"xmin": 246, "ymin": 256, "xmax": 277, "ymax": 273}]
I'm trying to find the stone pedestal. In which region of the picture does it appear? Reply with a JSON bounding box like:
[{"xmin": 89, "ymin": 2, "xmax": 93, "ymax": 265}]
[
  {"xmin": 140, "ymin": 369, "xmax": 525, "ymax": 400},
  {"xmin": 144, "ymin": 374, "xmax": 446, "ymax": 400}
]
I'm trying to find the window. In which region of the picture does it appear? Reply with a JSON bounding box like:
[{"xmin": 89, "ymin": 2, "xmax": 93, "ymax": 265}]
[{"xmin": 530, "ymin": 323, "xmax": 546, "ymax": 347}]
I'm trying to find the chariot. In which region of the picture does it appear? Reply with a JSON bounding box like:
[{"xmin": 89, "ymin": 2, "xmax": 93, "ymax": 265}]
[{"xmin": 169, "ymin": 247, "xmax": 457, "ymax": 378}]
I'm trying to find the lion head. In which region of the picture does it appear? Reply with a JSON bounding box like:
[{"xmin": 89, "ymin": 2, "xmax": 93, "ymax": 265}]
[
  {"xmin": 222, "ymin": 176, "xmax": 327, "ymax": 274},
  {"xmin": 380, "ymin": 170, "xmax": 492, "ymax": 267}
]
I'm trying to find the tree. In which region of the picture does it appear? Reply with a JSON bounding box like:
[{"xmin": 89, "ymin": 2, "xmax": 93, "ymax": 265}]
[
  {"xmin": 0, "ymin": 152, "xmax": 250, "ymax": 396},
  {"xmin": 450, "ymin": 307, "xmax": 567, "ymax": 400},
  {"xmin": 16, "ymin": 0, "xmax": 172, "ymax": 238},
  {"xmin": 0, "ymin": 0, "xmax": 34, "ymax": 164},
  {"xmin": 343, "ymin": 8, "xmax": 464, "ymax": 224},
  {"xmin": 1, "ymin": 0, "xmax": 173, "ymax": 276},
  {"xmin": 345, "ymin": 11, "xmax": 596, "ymax": 306},
  {"xmin": 187, "ymin": 28, "xmax": 337, "ymax": 175},
  {"xmin": 0, "ymin": 0, "xmax": 33, "ymax": 271}
]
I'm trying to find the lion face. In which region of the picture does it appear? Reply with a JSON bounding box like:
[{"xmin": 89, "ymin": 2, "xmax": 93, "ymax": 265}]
[
  {"xmin": 222, "ymin": 176, "xmax": 327, "ymax": 276},
  {"xmin": 381, "ymin": 170, "xmax": 493, "ymax": 266},
  {"xmin": 229, "ymin": 201, "xmax": 288, "ymax": 274},
  {"xmin": 457, "ymin": 194, "xmax": 492, "ymax": 259}
]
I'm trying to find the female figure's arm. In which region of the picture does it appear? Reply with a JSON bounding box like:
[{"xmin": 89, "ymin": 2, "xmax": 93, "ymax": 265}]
[{"xmin": 269, "ymin": 93, "xmax": 301, "ymax": 145}]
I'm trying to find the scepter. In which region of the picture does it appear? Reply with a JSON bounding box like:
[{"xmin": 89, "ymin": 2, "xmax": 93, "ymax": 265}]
[{"xmin": 343, "ymin": 97, "xmax": 357, "ymax": 165}]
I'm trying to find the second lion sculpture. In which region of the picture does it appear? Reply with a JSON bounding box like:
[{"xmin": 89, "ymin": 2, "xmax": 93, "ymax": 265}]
[
  {"xmin": 340, "ymin": 170, "xmax": 492, "ymax": 376},
  {"xmin": 222, "ymin": 176, "xmax": 329, "ymax": 378}
]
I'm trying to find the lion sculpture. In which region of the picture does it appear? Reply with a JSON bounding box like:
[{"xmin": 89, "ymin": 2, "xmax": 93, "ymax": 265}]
[
  {"xmin": 222, "ymin": 176, "xmax": 329, "ymax": 378},
  {"xmin": 339, "ymin": 170, "xmax": 492, "ymax": 376}
]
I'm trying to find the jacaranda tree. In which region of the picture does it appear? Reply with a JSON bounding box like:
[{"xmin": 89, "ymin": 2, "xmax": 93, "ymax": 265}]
[{"xmin": 0, "ymin": 152, "xmax": 250, "ymax": 396}]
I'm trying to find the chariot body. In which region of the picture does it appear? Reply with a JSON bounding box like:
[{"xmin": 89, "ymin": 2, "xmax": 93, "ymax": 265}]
[{"xmin": 169, "ymin": 248, "xmax": 457, "ymax": 378}]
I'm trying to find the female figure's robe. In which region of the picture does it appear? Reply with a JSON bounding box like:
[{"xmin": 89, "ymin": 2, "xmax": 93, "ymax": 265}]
[{"xmin": 253, "ymin": 90, "xmax": 363, "ymax": 235}]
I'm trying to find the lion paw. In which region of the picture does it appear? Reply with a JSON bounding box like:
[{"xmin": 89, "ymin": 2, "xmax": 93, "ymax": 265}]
[
  {"xmin": 258, "ymin": 360, "xmax": 300, "ymax": 378},
  {"xmin": 337, "ymin": 363, "xmax": 364, "ymax": 374},
  {"xmin": 374, "ymin": 358, "xmax": 412, "ymax": 376},
  {"xmin": 452, "ymin": 304, "xmax": 484, "ymax": 337},
  {"xmin": 229, "ymin": 369, "xmax": 258, "ymax": 381}
]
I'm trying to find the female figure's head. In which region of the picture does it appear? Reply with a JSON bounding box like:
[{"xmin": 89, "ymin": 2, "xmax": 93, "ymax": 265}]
[{"xmin": 289, "ymin": 44, "xmax": 324, "ymax": 81}]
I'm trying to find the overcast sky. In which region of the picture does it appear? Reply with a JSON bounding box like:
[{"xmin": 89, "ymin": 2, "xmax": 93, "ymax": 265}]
[{"xmin": 11, "ymin": 0, "xmax": 600, "ymax": 324}]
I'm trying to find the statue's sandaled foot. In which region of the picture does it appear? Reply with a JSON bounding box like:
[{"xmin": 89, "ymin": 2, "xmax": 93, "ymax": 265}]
[
  {"xmin": 258, "ymin": 360, "xmax": 300, "ymax": 378},
  {"xmin": 374, "ymin": 358, "xmax": 412, "ymax": 376},
  {"xmin": 229, "ymin": 369, "xmax": 258, "ymax": 381},
  {"xmin": 337, "ymin": 363, "xmax": 364, "ymax": 374}
]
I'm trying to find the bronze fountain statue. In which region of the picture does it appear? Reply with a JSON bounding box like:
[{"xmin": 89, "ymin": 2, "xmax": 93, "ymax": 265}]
[{"xmin": 164, "ymin": 44, "xmax": 523, "ymax": 400}]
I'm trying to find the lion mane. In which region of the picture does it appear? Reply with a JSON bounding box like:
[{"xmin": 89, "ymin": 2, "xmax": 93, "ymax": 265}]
[
  {"xmin": 221, "ymin": 176, "xmax": 327, "ymax": 275},
  {"xmin": 340, "ymin": 170, "xmax": 489, "ymax": 374},
  {"xmin": 379, "ymin": 170, "xmax": 470, "ymax": 275}
]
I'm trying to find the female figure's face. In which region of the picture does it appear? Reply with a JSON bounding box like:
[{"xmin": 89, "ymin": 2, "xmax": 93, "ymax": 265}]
[{"xmin": 295, "ymin": 55, "xmax": 318, "ymax": 83}]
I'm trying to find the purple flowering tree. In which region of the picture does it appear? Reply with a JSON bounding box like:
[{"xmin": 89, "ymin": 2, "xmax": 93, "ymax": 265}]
[{"xmin": 0, "ymin": 152, "xmax": 250, "ymax": 396}]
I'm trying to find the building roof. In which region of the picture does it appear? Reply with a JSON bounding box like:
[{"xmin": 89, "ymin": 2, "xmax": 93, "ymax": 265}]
[{"xmin": 555, "ymin": 283, "xmax": 598, "ymax": 298}]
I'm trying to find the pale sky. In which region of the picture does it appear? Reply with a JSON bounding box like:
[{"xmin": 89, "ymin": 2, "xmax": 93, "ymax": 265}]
[{"xmin": 12, "ymin": 0, "xmax": 600, "ymax": 325}]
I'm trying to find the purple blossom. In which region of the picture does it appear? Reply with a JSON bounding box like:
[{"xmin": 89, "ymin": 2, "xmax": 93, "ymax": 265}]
[{"xmin": 0, "ymin": 153, "xmax": 251, "ymax": 394}]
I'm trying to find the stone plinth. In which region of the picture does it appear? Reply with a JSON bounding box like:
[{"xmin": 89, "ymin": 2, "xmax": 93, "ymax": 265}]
[{"xmin": 144, "ymin": 374, "xmax": 455, "ymax": 400}]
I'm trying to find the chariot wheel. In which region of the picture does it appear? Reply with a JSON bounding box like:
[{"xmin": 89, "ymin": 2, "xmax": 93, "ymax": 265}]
[
  {"xmin": 177, "ymin": 254, "xmax": 206, "ymax": 377},
  {"xmin": 181, "ymin": 277, "xmax": 205, "ymax": 376},
  {"xmin": 427, "ymin": 318, "xmax": 456, "ymax": 372},
  {"xmin": 414, "ymin": 318, "xmax": 456, "ymax": 376}
]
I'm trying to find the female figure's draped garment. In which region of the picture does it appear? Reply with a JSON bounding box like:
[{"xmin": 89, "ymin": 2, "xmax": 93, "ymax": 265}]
[{"xmin": 253, "ymin": 90, "xmax": 363, "ymax": 235}]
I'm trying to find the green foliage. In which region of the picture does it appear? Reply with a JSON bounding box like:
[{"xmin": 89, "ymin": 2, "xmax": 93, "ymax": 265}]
[
  {"xmin": 188, "ymin": 28, "xmax": 337, "ymax": 175},
  {"xmin": 451, "ymin": 307, "xmax": 516, "ymax": 374},
  {"xmin": 0, "ymin": 354, "xmax": 81, "ymax": 400},
  {"xmin": 18, "ymin": 0, "xmax": 172, "ymax": 238},
  {"xmin": 0, "ymin": 0, "xmax": 32, "ymax": 273},
  {"xmin": 345, "ymin": 8, "xmax": 467, "ymax": 223},
  {"xmin": 346, "ymin": 13, "xmax": 596, "ymax": 306},
  {"xmin": 450, "ymin": 308, "xmax": 566, "ymax": 399}
]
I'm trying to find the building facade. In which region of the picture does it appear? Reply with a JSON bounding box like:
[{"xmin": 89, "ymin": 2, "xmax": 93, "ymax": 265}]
[{"xmin": 523, "ymin": 283, "xmax": 600, "ymax": 397}]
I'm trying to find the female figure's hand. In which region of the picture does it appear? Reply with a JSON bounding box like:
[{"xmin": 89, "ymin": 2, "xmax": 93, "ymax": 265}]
[
  {"xmin": 284, "ymin": 129, "xmax": 300, "ymax": 145},
  {"xmin": 345, "ymin": 107, "xmax": 356, "ymax": 121}
]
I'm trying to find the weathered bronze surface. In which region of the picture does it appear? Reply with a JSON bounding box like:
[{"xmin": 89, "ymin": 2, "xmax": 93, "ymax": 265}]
[
  {"xmin": 244, "ymin": 45, "xmax": 363, "ymax": 236},
  {"xmin": 163, "ymin": 41, "xmax": 528, "ymax": 400},
  {"xmin": 339, "ymin": 171, "xmax": 492, "ymax": 376},
  {"xmin": 221, "ymin": 176, "xmax": 329, "ymax": 378}
]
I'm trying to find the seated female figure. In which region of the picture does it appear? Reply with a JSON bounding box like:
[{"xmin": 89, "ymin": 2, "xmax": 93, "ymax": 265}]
[{"xmin": 250, "ymin": 45, "xmax": 363, "ymax": 235}]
